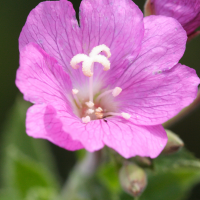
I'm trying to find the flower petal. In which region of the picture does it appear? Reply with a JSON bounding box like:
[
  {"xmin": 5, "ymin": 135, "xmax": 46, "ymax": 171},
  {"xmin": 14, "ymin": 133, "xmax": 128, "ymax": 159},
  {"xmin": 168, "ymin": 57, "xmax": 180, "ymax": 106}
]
[
  {"xmin": 117, "ymin": 64, "xmax": 200, "ymax": 125},
  {"xmin": 80, "ymin": 0, "xmax": 144, "ymax": 86},
  {"xmin": 117, "ymin": 15, "xmax": 187, "ymax": 87},
  {"xmin": 16, "ymin": 43, "xmax": 73, "ymax": 105},
  {"xmin": 26, "ymin": 104, "xmax": 83, "ymax": 151},
  {"xmin": 19, "ymin": 0, "xmax": 83, "ymax": 81},
  {"xmin": 103, "ymin": 118, "xmax": 167, "ymax": 158},
  {"xmin": 151, "ymin": 0, "xmax": 200, "ymax": 36},
  {"xmin": 61, "ymin": 117, "xmax": 105, "ymax": 152}
]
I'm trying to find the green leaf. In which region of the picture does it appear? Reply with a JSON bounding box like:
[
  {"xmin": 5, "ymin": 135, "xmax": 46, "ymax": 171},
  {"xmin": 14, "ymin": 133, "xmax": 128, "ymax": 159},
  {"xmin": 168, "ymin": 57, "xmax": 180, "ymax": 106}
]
[
  {"xmin": 1, "ymin": 96, "xmax": 56, "ymax": 175},
  {"xmin": 4, "ymin": 145, "xmax": 59, "ymax": 198},
  {"xmin": 0, "ymin": 189, "xmax": 21, "ymax": 200},
  {"xmin": 97, "ymin": 161, "xmax": 121, "ymax": 193},
  {"xmin": 139, "ymin": 148, "xmax": 200, "ymax": 200},
  {"xmin": 0, "ymin": 96, "xmax": 60, "ymax": 198},
  {"xmin": 25, "ymin": 187, "xmax": 58, "ymax": 200}
]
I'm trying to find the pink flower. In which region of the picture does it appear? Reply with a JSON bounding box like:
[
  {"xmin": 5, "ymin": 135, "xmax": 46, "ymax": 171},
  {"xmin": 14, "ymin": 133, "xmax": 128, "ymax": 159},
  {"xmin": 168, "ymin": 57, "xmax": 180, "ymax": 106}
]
[
  {"xmin": 145, "ymin": 0, "xmax": 200, "ymax": 38},
  {"xmin": 16, "ymin": 0, "xmax": 199, "ymax": 158}
]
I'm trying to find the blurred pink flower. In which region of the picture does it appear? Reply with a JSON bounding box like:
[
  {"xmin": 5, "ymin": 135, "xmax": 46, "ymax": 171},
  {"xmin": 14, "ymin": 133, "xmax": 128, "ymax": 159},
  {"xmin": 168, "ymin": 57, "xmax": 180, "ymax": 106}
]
[
  {"xmin": 16, "ymin": 0, "xmax": 199, "ymax": 158},
  {"xmin": 145, "ymin": 0, "xmax": 200, "ymax": 38}
]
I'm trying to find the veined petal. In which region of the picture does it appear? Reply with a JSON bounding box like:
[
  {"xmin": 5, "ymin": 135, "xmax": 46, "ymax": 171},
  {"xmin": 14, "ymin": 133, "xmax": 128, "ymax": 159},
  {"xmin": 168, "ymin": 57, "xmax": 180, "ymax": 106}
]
[
  {"xmin": 117, "ymin": 64, "xmax": 200, "ymax": 125},
  {"xmin": 57, "ymin": 110, "xmax": 105, "ymax": 152},
  {"xmin": 117, "ymin": 15, "xmax": 187, "ymax": 88},
  {"xmin": 103, "ymin": 118, "xmax": 167, "ymax": 158},
  {"xmin": 80, "ymin": 0, "xmax": 144, "ymax": 86},
  {"xmin": 19, "ymin": 0, "xmax": 84, "ymax": 82},
  {"xmin": 16, "ymin": 43, "xmax": 72, "ymax": 105},
  {"xmin": 26, "ymin": 104, "xmax": 83, "ymax": 151},
  {"xmin": 151, "ymin": 0, "xmax": 200, "ymax": 36}
]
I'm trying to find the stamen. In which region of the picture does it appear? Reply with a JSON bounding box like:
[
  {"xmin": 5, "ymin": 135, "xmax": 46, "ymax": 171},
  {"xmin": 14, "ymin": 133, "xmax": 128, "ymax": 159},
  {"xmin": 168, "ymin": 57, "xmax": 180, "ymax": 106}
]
[
  {"xmin": 72, "ymin": 89, "xmax": 79, "ymax": 95},
  {"xmin": 89, "ymin": 44, "xmax": 111, "ymax": 58},
  {"xmin": 112, "ymin": 87, "xmax": 122, "ymax": 97},
  {"xmin": 96, "ymin": 87, "xmax": 122, "ymax": 102},
  {"xmin": 85, "ymin": 101, "xmax": 94, "ymax": 108},
  {"xmin": 82, "ymin": 116, "xmax": 91, "ymax": 123},
  {"xmin": 86, "ymin": 109, "xmax": 94, "ymax": 114},
  {"xmin": 72, "ymin": 89, "xmax": 82, "ymax": 108},
  {"xmin": 104, "ymin": 112, "xmax": 131, "ymax": 120},
  {"xmin": 96, "ymin": 107, "xmax": 103, "ymax": 112},
  {"xmin": 70, "ymin": 45, "xmax": 111, "ymax": 107},
  {"xmin": 121, "ymin": 112, "xmax": 131, "ymax": 120},
  {"xmin": 95, "ymin": 112, "xmax": 104, "ymax": 119},
  {"xmin": 89, "ymin": 63, "xmax": 94, "ymax": 102}
]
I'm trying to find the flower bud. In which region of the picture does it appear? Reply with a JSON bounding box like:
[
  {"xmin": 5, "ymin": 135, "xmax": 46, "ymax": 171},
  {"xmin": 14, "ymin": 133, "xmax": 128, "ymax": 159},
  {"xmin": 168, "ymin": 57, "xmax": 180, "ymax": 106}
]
[
  {"xmin": 119, "ymin": 162, "xmax": 147, "ymax": 197},
  {"xmin": 144, "ymin": 0, "xmax": 155, "ymax": 17},
  {"xmin": 162, "ymin": 129, "xmax": 184, "ymax": 155}
]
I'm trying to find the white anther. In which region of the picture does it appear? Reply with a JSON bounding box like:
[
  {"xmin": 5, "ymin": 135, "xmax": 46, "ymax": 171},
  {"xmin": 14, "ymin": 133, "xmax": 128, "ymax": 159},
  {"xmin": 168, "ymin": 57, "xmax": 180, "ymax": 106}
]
[
  {"xmin": 112, "ymin": 87, "xmax": 122, "ymax": 97},
  {"xmin": 121, "ymin": 112, "xmax": 131, "ymax": 120},
  {"xmin": 87, "ymin": 109, "xmax": 94, "ymax": 114},
  {"xmin": 82, "ymin": 116, "xmax": 91, "ymax": 123},
  {"xmin": 104, "ymin": 112, "xmax": 131, "ymax": 120},
  {"xmin": 95, "ymin": 112, "xmax": 104, "ymax": 119},
  {"xmin": 72, "ymin": 89, "xmax": 79, "ymax": 95},
  {"xmin": 96, "ymin": 107, "xmax": 103, "ymax": 112},
  {"xmin": 89, "ymin": 44, "xmax": 111, "ymax": 58},
  {"xmin": 70, "ymin": 54, "xmax": 89, "ymax": 69},
  {"xmin": 85, "ymin": 101, "xmax": 94, "ymax": 108}
]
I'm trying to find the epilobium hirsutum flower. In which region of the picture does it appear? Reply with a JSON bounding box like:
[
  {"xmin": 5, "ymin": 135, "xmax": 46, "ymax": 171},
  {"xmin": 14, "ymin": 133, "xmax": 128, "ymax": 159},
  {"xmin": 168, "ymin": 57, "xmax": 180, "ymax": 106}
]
[
  {"xmin": 144, "ymin": 0, "xmax": 200, "ymax": 39},
  {"xmin": 16, "ymin": 0, "xmax": 199, "ymax": 158}
]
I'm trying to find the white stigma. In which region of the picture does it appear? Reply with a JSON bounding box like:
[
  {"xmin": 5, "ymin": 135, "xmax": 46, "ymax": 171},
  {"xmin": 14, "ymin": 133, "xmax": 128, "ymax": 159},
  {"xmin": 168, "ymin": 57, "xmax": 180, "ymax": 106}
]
[
  {"xmin": 70, "ymin": 44, "xmax": 111, "ymax": 77},
  {"xmin": 112, "ymin": 87, "xmax": 122, "ymax": 97},
  {"xmin": 82, "ymin": 116, "xmax": 91, "ymax": 123},
  {"xmin": 85, "ymin": 101, "xmax": 94, "ymax": 108},
  {"xmin": 89, "ymin": 44, "xmax": 111, "ymax": 58},
  {"xmin": 70, "ymin": 54, "xmax": 89, "ymax": 69},
  {"xmin": 121, "ymin": 112, "xmax": 131, "ymax": 120},
  {"xmin": 72, "ymin": 89, "xmax": 79, "ymax": 95}
]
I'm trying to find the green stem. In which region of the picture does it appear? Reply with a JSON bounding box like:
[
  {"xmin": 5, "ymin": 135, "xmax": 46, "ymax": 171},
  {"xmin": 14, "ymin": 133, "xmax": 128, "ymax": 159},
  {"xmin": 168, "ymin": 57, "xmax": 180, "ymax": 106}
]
[{"xmin": 60, "ymin": 151, "xmax": 101, "ymax": 200}]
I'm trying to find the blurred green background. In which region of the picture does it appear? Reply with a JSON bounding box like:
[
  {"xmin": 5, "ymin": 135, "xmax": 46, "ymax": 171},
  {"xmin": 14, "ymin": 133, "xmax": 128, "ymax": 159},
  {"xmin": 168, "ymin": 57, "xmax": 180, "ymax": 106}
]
[{"xmin": 1, "ymin": 0, "xmax": 200, "ymax": 199}]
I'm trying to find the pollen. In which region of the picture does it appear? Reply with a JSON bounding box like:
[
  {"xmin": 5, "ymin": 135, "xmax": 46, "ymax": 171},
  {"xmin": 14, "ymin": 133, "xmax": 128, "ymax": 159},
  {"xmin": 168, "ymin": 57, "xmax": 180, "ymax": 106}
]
[
  {"xmin": 82, "ymin": 116, "xmax": 91, "ymax": 123},
  {"xmin": 87, "ymin": 109, "xmax": 95, "ymax": 114},
  {"xmin": 112, "ymin": 87, "xmax": 122, "ymax": 97},
  {"xmin": 72, "ymin": 89, "xmax": 79, "ymax": 94},
  {"xmin": 121, "ymin": 112, "xmax": 131, "ymax": 120},
  {"xmin": 85, "ymin": 101, "xmax": 94, "ymax": 108}
]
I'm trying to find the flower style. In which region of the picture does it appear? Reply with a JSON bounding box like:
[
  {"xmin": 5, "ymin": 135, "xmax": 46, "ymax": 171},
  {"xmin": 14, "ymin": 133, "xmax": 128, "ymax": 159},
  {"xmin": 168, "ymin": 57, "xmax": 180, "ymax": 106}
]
[
  {"xmin": 145, "ymin": 0, "xmax": 200, "ymax": 39},
  {"xmin": 16, "ymin": 0, "xmax": 199, "ymax": 158}
]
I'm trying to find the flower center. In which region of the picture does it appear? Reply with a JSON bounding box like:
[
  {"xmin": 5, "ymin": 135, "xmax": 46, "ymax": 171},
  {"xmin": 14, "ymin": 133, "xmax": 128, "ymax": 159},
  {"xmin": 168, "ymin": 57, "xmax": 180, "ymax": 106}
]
[{"xmin": 70, "ymin": 45, "xmax": 131, "ymax": 123}]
